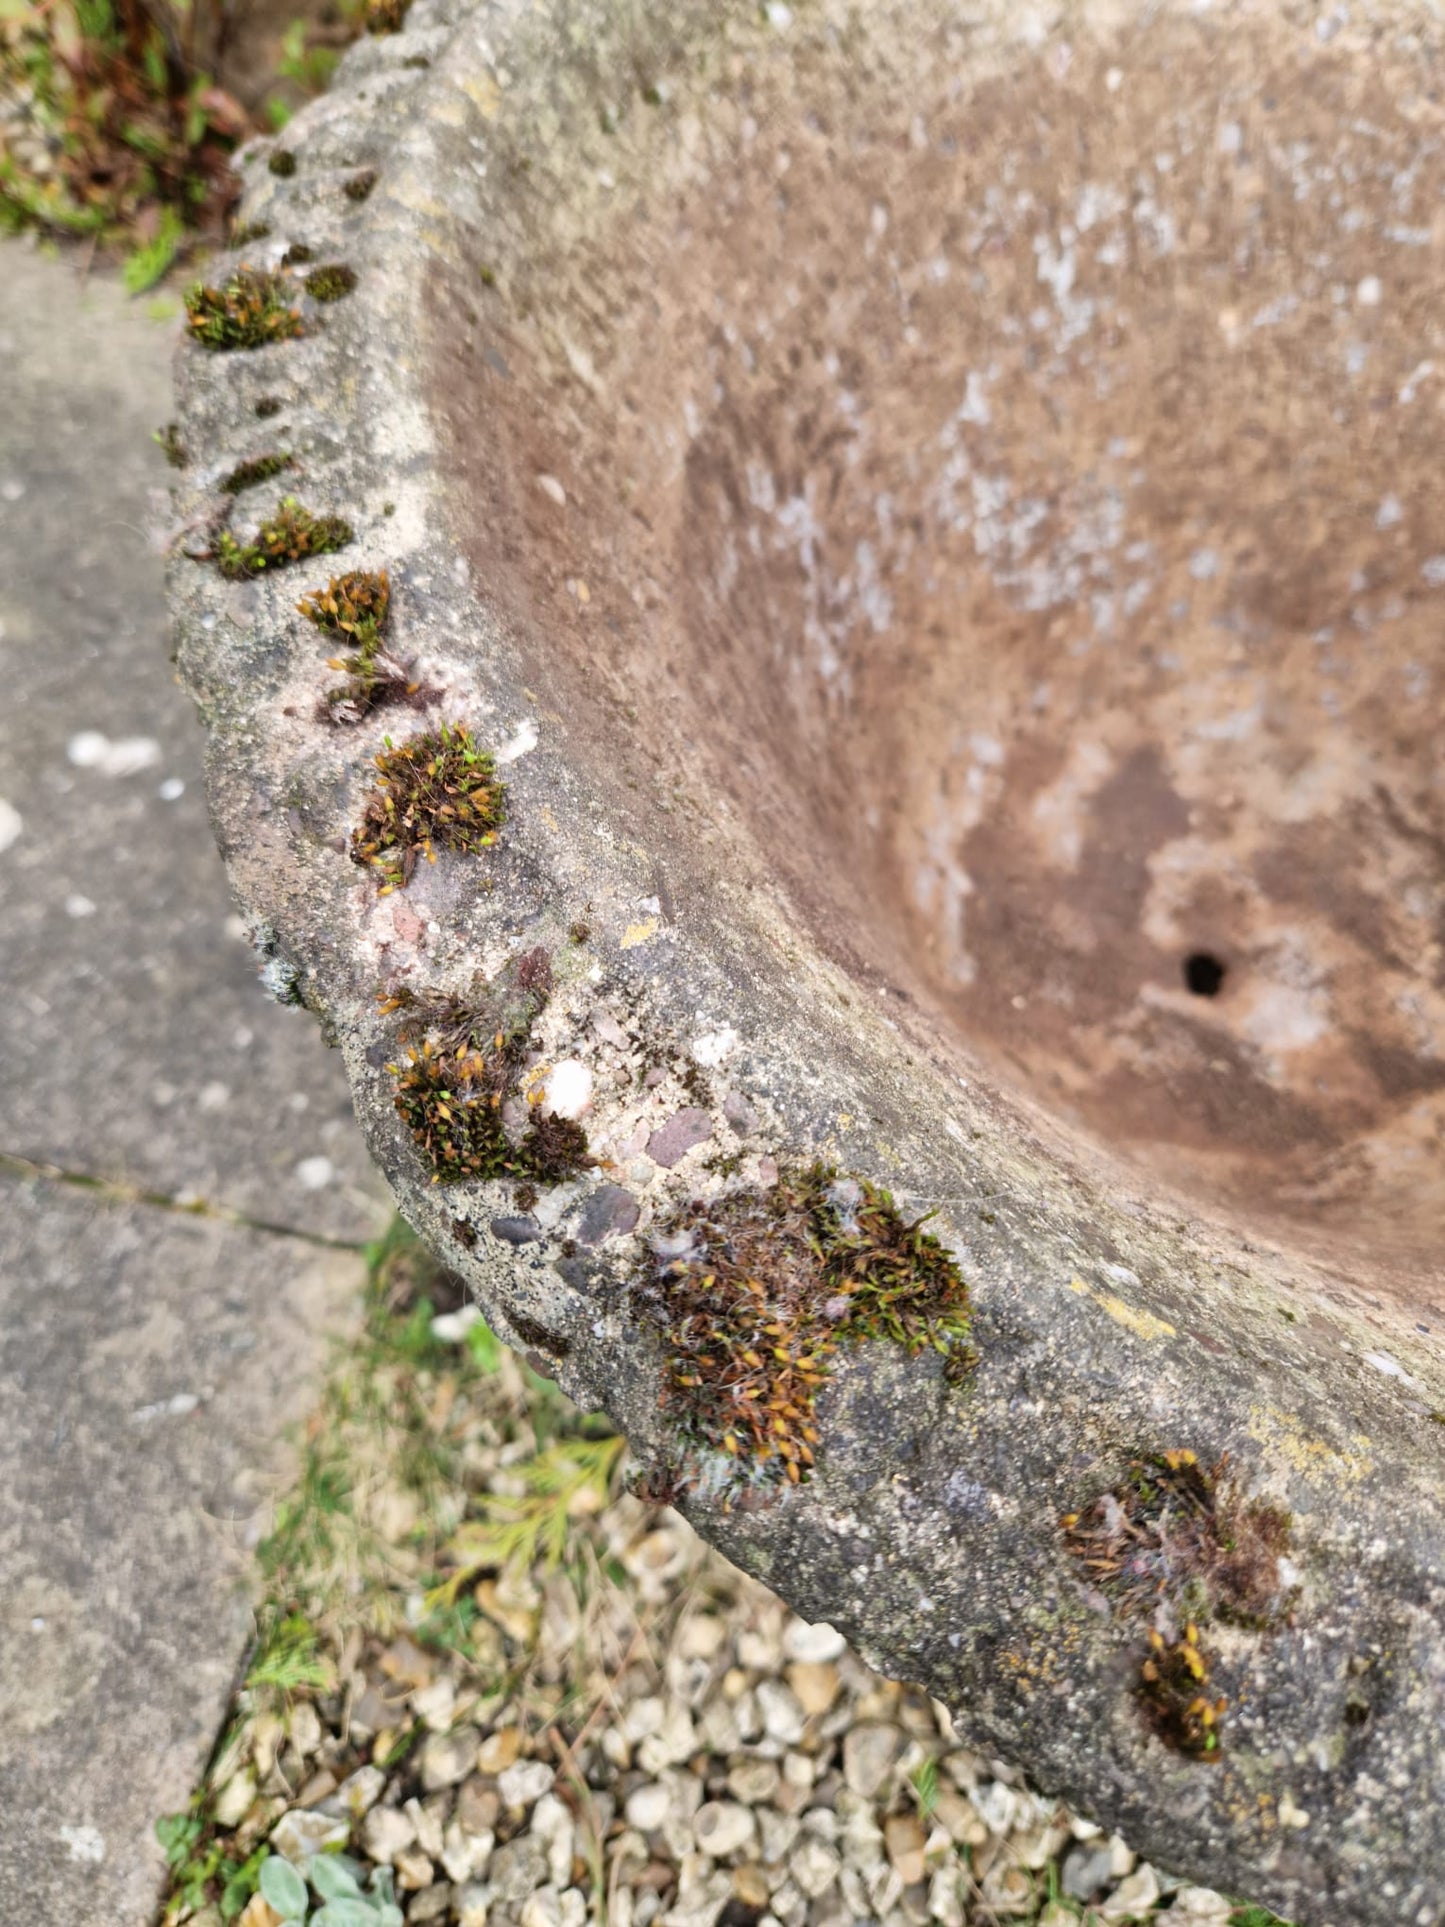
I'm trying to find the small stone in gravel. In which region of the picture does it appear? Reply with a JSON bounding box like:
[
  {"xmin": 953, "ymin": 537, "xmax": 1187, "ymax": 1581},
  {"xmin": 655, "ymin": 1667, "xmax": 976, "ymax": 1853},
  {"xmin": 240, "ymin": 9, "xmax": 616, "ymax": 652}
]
[
  {"xmin": 1062, "ymin": 1840, "xmax": 1115, "ymax": 1903},
  {"xmin": 362, "ymin": 1804, "xmax": 417, "ymax": 1864},
  {"xmin": 499, "ymin": 1758, "xmax": 555, "ymax": 1808},
  {"xmin": 1101, "ymin": 1865, "xmax": 1162, "ymax": 1919},
  {"xmin": 727, "ymin": 1759, "xmax": 780, "ymax": 1805},
  {"xmin": 756, "ymin": 1679, "xmax": 807, "ymax": 1745},
  {"xmin": 789, "ymin": 1837, "xmax": 841, "ymax": 1898},
  {"xmin": 409, "ymin": 1884, "xmax": 452, "ymax": 1922},
  {"xmin": 270, "ymin": 1807, "xmax": 350, "ymax": 1864},
  {"xmin": 626, "ymin": 1784, "xmax": 673, "ymax": 1832},
  {"xmin": 785, "ymin": 1662, "xmax": 839, "ymax": 1716},
  {"xmin": 693, "ymin": 1801, "xmax": 756, "ymax": 1858},
  {"xmin": 211, "ymin": 1769, "xmax": 256, "ymax": 1829},
  {"xmin": 395, "ymin": 1848, "xmax": 435, "ymax": 1890},
  {"xmin": 457, "ymin": 1777, "xmax": 501, "ymax": 1835},
  {"xmin": 288, "ymin": 1702, "xmax": 323, "ymax": 1756},
  {"xmin": 979, "ymin": 1861, "xmax": 1036, "ymax": 1916},
  {"xmin": 441, "ymin": 1821, "xmax": 494, "ymax": 1884},
  {"xmin": 647, "ymin": 1108, "xmax": 712, "ymax": 1167},
  {"xmin": 404, "ymin": 1796, "xmax": 446, "ymax": 1860},
  {"xmin": 782, "ymin": 1620, "xmax": 847, "ymax": 1665},
  {"xmin": 842, "ymin": 1722, "xmax": 903, "ymax": 1798},
  {"xmin": 456, "ymin": 1884, "xmax": 488, "ymax": 1927},
  {"xmin": 489, "ymin": 1833, "xmax": 550, "ymax": 1902},
  {"xmin": 883, "ymin": 1813, "xmax": 926, "ymax": 1887},
  {"xmin": 733, "ymin": 1864, "xmax": 771, "ymax": 1909},
  {"xmin": 412, "ymin": 1676, "xmax": 457, "ymax": 1731},
  {"xmin": 532, "ymin": 1791, "xmax": 575, "ymax": 1886},
  {"xmin": 330, "ymin": 1764, "xmax": 386, "ymax": 1819},
  {"xmin": 477, "ymin": 1725, "xmax": 522, "ymax": 1773},
  {"xmin": 420, "ymin": 1728, "xmax": 480, "ymax": 1792}
]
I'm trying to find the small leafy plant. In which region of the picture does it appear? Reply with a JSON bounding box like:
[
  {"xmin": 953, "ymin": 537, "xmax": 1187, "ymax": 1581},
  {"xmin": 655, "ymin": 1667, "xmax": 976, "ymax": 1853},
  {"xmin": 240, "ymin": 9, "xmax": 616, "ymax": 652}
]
[
  {"xmin": 350, "ymin": 721, "xmax": 506, "ymax": 889},
  {"xmin": 185, "ymin": 267, "xmax": 303, "ymax": 350},
  {"xmin": 256, "ymin": 1848, "xmax": 403, "ymax": 1925},
  {"xmin": 215, "ymin": 497, "xmax": 353, "ymax": 578}
]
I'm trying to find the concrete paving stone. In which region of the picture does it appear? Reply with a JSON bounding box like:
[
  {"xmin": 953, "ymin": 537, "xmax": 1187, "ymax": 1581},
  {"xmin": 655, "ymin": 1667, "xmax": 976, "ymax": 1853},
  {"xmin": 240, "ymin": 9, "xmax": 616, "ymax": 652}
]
[
  {"xmin": 0, "ymin": 241, "xmax": 390, "ymax": 1241},
  {"xmin": 0, "ymin": 1176, "xmax": 363, "ymax": 1923}
]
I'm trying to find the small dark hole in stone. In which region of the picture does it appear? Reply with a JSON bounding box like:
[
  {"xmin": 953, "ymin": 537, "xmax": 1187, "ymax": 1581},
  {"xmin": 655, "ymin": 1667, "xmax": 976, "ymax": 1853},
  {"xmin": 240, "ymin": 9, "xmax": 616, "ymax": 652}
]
[{"xmin": 1184, "ymin": 952, "xmax": 1227, "ymax": 997}]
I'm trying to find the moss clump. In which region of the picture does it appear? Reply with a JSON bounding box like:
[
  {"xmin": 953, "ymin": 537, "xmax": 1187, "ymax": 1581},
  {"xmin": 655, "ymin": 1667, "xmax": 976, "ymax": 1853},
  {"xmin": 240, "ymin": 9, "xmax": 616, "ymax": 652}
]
[
  {"xmin": 214, "ymin": 497, "xmax": 352, "ymax": 580},
  {"xmin": 269, "ymin": 148, "xmax": 297, "ymax": 178},
  {"xmin": 184, "ymin": 269, "xmax": 302, "ymax": 351},
  {"xmin": 304, "ymin": 263, "xmax": 357, "ymax": 303},
  {"xmin": 255, "ymin": 396, "xmax": 283, "ymax": 419},
  {"xmin": 386, "ymin": 949, "xmax": 591, "ymax": 1186},
  {"xmin": 351, "ymin": 722, "xmax": 505, "ymax": 890},
  {"xmin": 219, "ymin": 451, "xmax": 291, "ymax": 495},
  {"xmin": 367, "ymin": 0, "xmax": 412, "ymax": 31},
  {"xmin": 154, "ymin": 423, "xmax": 186, "ymax": 468},
  {"xmin": 298, "ymin": 568, "xmax": 390, "ymax": 639},
  {"xmin": 1139, "ymin": 1624, "xmax": 1227, "ymax": 1759},
  {"xmin": 640, "ymin": 1164, "xmax": 974, "ymax": 1492},
  {"xmin": 1063, "ymin": 1450, "xmax": 1295, "ymax": 1760},
  {"xmin": 297, "ymin": 570, "xmax": 422, "ymax": 723},
  {"xmin": 344, "ymin": 169, "xmax": 378, "ymax": 202},
  {"xmin": 281, "ymin": 242, "xmax": 315, "ymax": 267},
  {"xmin": 229, "ymin": 217, "xmax": 271, "ymax": 246}
]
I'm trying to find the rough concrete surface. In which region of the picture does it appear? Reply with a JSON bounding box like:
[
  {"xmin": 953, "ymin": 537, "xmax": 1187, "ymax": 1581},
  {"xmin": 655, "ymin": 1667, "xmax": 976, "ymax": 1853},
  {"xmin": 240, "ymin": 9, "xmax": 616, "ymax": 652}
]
[
  {"xmin": 0, "ymin": 241, "xmax": 390, "ymax": 1923},
  {"xmin": 166, "ymin": 5, "xmax": 1445, "ymax": 1921}
]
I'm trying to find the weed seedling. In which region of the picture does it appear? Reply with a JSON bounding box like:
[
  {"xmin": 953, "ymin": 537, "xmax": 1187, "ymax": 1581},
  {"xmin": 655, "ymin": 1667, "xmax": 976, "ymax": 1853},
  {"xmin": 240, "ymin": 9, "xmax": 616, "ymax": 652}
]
[
  {"xmin": 351, "ymin": 721, "xmax": 506, "ymax": 889},
  {"xmin": 184, "ymin": 267, "xmax": 302, "ymax": 350}
]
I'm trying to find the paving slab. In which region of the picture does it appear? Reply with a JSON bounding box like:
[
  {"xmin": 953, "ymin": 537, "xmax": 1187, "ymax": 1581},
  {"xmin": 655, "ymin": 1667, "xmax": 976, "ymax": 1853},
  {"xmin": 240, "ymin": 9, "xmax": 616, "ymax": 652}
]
[
  {"xmin": 0, "ymin": 1180, "xmax": 360, "ymax": 1922},
  {"xmin": 0, "ymin": 240, "xmax": 390, "ymax": 1923},
  {"xmin": 0, "ymin": 241, "xmax": 386, "ymax": 1242}
]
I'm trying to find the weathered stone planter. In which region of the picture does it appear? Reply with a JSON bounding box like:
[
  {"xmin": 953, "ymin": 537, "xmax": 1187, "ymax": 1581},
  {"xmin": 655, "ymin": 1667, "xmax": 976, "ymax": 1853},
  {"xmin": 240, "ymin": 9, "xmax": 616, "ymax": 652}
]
[{"xmin": 169, "ymin": 3, "xmax": 1445, "ymax": 1919}]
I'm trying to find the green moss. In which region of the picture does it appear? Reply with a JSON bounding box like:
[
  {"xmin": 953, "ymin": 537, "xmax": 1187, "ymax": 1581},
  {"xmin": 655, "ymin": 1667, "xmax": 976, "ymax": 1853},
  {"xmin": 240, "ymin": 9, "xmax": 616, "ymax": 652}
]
[
  {"xmin": 255, "ymin": 396, "xmax": 283, "ymax": 419},
  {"xmin": 344, "ymin": 169, "xmax": 378, "ymax": 202},
  {"xmin": 269, "ymin": 148, "xmax": 297, "ymax": 178},
  {"xmin": 386, "ymin": 949, "xmax": 591, "ymax": 1186},
  {"xmin": 184, "ymin": 269, "xmax": 302, "ymax": 351},
  {"xmin": 367, "ymin": 0, "xmax": 412, "ymax": 32},
  {"xmin": 297, "ymin": 570, "xmax": 421, "ymax": 723},
  {"xmin": 228, "ymin": 217, "xmax": 272, "ymax": 246},
  {"xmin": 1063, "ymin": 1450, "xmax": 1295, "ymax": 1760},
  {"xmin": 219, "ymin": 451, "xmax": 291, "ymax": 494},
  {"xmin": 640, "ymin": 1164, "xmax": 974, "ymax": 1493},
  {"xmin": 153, "ymin": 422, "xmax": 186, "ymax": 467},
  {"xmin": 281, "ymin": 242, "xmax": 315, "ymax": 267},
  {"xmin": 351, "ymin": 721, "xmax": 506, "ymax": 890},
  {"xmin": 214, "ymin": 497, "xmax": 352, "ymax": 579},
  {"xmin": 304, "ymin": 262, "xmax": 358, "ymax": 303},
  {"xmin": 297, "ymin": 568, "xmax": 390, "ymax": 638}
]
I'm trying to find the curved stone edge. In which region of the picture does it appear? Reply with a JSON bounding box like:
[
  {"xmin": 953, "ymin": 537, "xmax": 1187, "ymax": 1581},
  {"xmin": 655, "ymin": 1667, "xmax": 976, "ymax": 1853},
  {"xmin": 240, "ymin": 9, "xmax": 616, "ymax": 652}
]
[{"xmin": 164, "ymin": 3, "xmax": 1445, "ymax": 1920}]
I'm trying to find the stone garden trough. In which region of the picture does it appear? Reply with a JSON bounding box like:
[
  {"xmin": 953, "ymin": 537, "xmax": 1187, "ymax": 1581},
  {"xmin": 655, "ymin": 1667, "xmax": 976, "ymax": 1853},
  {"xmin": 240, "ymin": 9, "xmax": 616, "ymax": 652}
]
[{"xmin": 169, "ymin": 2, "xmax": 1445, "ymax": 1919}]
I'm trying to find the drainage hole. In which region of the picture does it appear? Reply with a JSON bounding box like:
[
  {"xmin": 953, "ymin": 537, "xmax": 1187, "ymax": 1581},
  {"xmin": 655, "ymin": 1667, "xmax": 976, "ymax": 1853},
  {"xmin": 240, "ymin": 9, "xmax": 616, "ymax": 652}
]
[{"xmin": 1184, "ymin": 951, "xmax": 1227, "ymax": 997}]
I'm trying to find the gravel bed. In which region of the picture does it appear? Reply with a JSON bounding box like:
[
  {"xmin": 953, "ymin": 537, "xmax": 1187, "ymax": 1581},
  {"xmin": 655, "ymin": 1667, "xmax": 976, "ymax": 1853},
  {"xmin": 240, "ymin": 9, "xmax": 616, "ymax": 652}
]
[{"xmin": 158, "ymin": 1232, "xmax": 1266, "ymax": 1927}]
